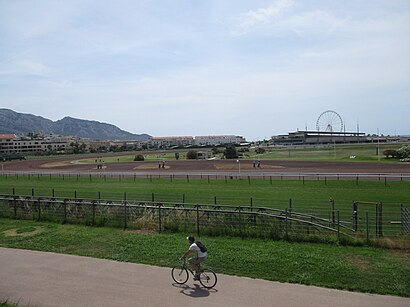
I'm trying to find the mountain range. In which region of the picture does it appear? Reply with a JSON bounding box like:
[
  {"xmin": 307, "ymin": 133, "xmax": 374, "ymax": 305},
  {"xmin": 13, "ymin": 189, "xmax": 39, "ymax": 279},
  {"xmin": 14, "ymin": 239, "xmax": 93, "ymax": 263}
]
[{"xmin": 0, "ymin": 109, "xmax": 151, "ymax": 141}]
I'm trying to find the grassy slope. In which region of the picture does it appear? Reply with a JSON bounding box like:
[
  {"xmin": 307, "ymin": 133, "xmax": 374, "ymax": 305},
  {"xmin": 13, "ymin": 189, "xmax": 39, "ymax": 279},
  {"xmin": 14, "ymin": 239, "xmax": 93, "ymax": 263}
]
[{"xmin": 0, "ymin": 218, "xmax": 409, "ymax": 297}]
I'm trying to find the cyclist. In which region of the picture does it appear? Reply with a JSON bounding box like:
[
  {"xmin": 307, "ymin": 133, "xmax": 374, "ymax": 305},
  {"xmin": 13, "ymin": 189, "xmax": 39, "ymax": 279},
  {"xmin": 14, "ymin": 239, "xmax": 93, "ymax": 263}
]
[{"xmin": 180, "ymin": 235, "xmax": 207, "ymax": 280}]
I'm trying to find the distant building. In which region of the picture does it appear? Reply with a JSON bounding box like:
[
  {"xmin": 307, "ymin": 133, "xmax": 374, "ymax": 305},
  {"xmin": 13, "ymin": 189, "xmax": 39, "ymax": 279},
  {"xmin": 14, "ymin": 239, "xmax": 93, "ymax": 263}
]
[
  {"xmin": 196, "ymin": 151, "xmax": 209, "ymax": 159},
  {"xmin": 194, "ymin": 135, "xmax": 246, "ymax": 146},
  {"xmin": 149, "ymin": 135, "xmax": 247, "ymax": 149},
  {"xmin": 0, "ymin": 133, "xmax": 74, "ymax": 154},
  {"xmin": 271, "ymin": 130, "xmax": 367, "ymax": 145},
  {"xmin": 149, "ymin": 136, "xmax": 194, "ymax": 148},
  {"xmin": 0, "ymin": 134, "xmax": 17, "ymax": 154}
]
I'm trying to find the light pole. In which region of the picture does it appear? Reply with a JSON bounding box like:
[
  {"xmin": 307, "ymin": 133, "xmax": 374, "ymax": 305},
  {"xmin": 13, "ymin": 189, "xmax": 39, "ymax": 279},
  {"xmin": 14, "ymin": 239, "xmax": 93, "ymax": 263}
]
[
  {"xmin": 377, "ymin": 128, "xmax": 380, "ymax": 162},
  {"xmin": 236, "ymin": 159, "xmax": 241, "ymax": 176}
]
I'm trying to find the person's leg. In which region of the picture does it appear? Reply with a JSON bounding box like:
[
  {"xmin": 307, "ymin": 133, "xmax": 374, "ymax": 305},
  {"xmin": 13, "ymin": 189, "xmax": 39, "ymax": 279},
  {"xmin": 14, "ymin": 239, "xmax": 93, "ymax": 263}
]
[
  {"xmin": 188, "ymin": 257, "xmax": 200, "ymax": 273},
  {"xmin": 194, "ymin": 257, "xmax": 207, "ymax": 276}
]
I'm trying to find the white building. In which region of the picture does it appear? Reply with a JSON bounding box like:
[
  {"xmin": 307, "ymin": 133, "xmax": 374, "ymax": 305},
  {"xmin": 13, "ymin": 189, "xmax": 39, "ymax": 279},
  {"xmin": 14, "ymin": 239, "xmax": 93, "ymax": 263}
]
[
  {"xmin": 149, "ymin": 136, "xmax": 194, "ymax": 148},
  {"xmin": 0, "ymin": 134, "xmax": 74, "ymax": 154},
  {"xmin": 194, "ymin": 135, "xmax": 246, "ymax": 146}
]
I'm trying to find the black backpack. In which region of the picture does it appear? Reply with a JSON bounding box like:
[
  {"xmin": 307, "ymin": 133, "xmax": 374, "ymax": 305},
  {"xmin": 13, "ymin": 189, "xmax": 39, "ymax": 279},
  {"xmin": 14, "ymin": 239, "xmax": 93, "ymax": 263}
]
[{"xmin": 195, "ymin": 241, "xmax": 207, "ymax": 253}]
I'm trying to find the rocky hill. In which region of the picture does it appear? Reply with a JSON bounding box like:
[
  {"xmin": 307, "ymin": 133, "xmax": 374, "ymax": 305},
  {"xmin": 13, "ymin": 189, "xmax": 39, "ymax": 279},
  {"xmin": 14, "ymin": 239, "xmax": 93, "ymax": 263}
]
[{"xmin": 0, "ymin": 109, "xmax": 150, "ymax": 141}]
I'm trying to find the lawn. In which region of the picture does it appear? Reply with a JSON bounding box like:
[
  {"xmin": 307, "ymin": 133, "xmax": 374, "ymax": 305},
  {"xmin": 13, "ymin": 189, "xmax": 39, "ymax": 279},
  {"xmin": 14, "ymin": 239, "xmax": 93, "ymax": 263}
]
[
  {"xmin": 0, "ymin": 218, "xmax": 409, "ymax": 297},
  {"xmin": 1, "ymin": 175, "xmax": 409, "ymax": 237}
]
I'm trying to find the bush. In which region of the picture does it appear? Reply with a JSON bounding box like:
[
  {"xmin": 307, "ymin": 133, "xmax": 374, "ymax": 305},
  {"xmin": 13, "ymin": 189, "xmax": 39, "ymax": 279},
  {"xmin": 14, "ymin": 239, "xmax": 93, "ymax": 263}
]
[
  {"xmin": 397, "ymin": 145, "xmax": 410, "ymax": 159},
  {"xmin": 224, "ymin": 145, "xmax": 238, "ymax": 159},
  {"xmin": 186, "ymin": 150, "xmax": 198, "ymax": 159},
  {"xmin": 134, "ymin": 154, "xmax": 145, "ymax": 161},
  {"xmin": 383, "ymin": 149, "xmax": 399, "ymax": 159},
  {"xmin": 255, "ymin": 147, "xmax": 266, "ymax": 154}
]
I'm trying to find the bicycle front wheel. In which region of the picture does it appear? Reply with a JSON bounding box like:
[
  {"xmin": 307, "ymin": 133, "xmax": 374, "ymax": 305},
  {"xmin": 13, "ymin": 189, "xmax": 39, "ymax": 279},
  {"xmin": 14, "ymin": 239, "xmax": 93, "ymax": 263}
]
[
  {"xmin": 199, "ymin": 268, "xmax": 217, "ymax": 289},
  {"xmin": 171, "ymin": 266, "xmax": 189, "ymax": 284}
]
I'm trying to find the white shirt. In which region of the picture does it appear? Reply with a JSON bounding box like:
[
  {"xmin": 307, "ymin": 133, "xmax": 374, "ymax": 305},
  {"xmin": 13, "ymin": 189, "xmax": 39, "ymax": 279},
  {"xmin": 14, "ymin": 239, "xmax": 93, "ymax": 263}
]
[{"xmin": 189, "ymin": 242, "xmax": 208, "ymax": 258}]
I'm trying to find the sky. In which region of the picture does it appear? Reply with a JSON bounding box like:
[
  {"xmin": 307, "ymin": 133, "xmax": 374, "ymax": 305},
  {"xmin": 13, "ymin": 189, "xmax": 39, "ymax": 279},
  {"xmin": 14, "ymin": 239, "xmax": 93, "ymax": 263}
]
[{"xmin": 0, "ymin": 0, "xmax": 409, "ymax": 141}]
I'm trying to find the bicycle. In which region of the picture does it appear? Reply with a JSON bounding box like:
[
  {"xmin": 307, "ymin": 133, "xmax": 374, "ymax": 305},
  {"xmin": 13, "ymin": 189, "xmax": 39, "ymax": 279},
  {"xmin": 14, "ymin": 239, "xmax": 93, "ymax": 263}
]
[{"xmin": 171, "ymin": 258, "xmax": 217, "ymax": 289}]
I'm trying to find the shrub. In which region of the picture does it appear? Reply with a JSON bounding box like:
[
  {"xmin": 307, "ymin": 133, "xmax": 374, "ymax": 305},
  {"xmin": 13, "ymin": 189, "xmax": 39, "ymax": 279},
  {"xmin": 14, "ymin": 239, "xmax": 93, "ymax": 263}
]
[
  {"xmin": 186, "ymin": 150, "xmax": 198, "ymax": 159},
  {"xmin": 397, "ymin": 145, "xmax": 410, "ymax": 159},
  {"xmin": 383, "ymin": 149, "xmax": 399, "ymax": 159},
  {"xmin": 134, "ymin": 154, "xmax": 145, "ymax": 161},
  {"xmin": 255, "ymin": 147, "xmax": 266, "ymax": 154},
  {"xmin": 224, "ymin": 145, "xmax": 238, "ymax": 159}
]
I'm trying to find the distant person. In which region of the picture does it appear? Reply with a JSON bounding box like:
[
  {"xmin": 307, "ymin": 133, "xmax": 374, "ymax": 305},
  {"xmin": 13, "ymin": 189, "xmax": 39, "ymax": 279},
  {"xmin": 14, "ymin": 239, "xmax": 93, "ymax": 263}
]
[{"xmin": 180, "ymin": 235, "xmax": 208, "ymax": 280}]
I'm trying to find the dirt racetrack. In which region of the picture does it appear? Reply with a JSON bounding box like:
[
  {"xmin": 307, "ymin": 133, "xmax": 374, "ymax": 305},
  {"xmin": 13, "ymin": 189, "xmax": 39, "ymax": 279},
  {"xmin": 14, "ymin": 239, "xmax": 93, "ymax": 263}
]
[{"xmin": 2, "ymin": 157, "xmax": 410, "ymax": 176}]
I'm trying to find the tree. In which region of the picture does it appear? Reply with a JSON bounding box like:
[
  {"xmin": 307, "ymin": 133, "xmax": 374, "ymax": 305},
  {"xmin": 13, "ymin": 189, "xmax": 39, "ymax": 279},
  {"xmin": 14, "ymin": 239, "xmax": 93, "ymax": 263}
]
[
  {"xmin": 134, "ymin": 154, "xmax": 145, "ymax": 161},
  {"xmin": 255, "ymin": 147, "xmax": 266, "ymax": 154},
  {"xmin": 186, "ymin": 150, "xmax": 198, "ymax": 159},
  {"xmin": 383, "ymin": 150, "xmax": 399, "ymax": 159},
  {"xmin": 224, "ymin": 145, "xmax": 238, "ymax": 159},
  {"xmin": 397, "ymin": 145, "xmax": 410, "ymax": 159},
  {"xmin": 212, "ymin": 148, "xmax": 222, "ymax": 155}
]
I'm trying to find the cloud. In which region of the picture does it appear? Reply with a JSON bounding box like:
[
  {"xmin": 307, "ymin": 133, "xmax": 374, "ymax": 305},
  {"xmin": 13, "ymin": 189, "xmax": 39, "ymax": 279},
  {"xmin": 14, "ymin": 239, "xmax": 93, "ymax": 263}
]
[
  {"xmin": 234, "ymin": 0, "xmax": 296, "ymax": 32},
  {"xmin": 0, "ymin": 58, "xmax": 51, "ymax": 77},
  {"xmin": 1, "ymin": 1, "xmax": 409, "ymax": 139},
  {"xmin": 231, "ymin": 0, "xmax": 349, "ymax": 37}
]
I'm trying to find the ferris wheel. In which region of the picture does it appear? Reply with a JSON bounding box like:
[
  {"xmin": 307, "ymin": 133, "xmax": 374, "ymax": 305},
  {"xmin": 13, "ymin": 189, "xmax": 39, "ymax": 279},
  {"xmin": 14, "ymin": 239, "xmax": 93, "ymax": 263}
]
[{"xmin": 316, "ymin": 110, "xmax": 344, "ymax": 132}]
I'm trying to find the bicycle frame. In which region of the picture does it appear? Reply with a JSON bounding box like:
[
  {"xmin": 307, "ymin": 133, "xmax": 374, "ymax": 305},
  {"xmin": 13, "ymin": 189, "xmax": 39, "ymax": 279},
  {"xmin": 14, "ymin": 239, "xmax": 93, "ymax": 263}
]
[
  {"xmin": 172, "ymin": 259, "xmax": 218, "ymax": 289},
  {"xmin": 180, "ymin": 258, "xmax": 201, "ymax": 275}
]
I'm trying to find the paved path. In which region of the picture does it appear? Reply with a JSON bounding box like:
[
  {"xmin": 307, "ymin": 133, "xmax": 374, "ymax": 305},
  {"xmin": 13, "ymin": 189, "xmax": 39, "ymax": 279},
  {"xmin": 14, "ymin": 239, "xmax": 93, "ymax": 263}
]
[{"xmin": 1, "ymin": 247, "xmax": 409, "ymax": 307}]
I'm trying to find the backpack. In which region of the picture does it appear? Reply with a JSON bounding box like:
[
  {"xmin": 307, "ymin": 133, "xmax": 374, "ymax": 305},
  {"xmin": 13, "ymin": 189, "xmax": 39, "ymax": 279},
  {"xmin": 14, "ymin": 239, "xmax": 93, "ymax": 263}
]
[{"xmin": 195, "ymin": 241, "xmax": 207, "ymax": 253}]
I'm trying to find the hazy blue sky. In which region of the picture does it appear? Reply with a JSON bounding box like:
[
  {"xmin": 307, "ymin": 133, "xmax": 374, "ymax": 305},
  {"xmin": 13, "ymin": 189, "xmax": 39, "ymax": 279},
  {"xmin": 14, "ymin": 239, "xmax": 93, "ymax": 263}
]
[{"xmin": 1, "ymin": 0, "xmax": 409, "ymax": 140}]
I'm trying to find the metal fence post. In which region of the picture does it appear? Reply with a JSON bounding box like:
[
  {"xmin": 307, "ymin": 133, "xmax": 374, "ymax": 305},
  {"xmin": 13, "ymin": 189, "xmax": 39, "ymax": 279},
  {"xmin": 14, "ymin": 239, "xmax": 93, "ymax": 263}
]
[
  {"xmin": 158, "ymin": 204, "xmax": 161, "ymax": 233},
  {"xmin": 92, "ymin": 201, "xmax": 96, "ymax": 226},
  {"xmin": 285, "ymin": 208, "xmax": 288, "ymax": 240},
  {"xmin": 238, "ymin": 207, "xmax": 242, "ymax": 237},
  {"xmin": 366, "ymin": 211, "xmax": 369, "ymax": 244},
  {"xmin": 63, "ymin": 199, "xmax": 67, "ymax": 224},
  {"xmin": 196, "ymin": 205, "xmax": 200, "ymax": 237},
  {"xmin": 377, "ymin": 202, "xmax": 383, "ymax": 237},
  {"xmin": 330, "ymin": 199, "xmax": 335, "ymax": 226},
  {"xmin": 123, "ymin": 201, "xmax": 127, "ymax": 230},
  {"xmin": 337, "ymin": 211, "xmax": 340, "ymax": 243},
  {"xmin": 13, "ymin": 196, "xmax": 17, "ymax": 219},
  {"xmin": 352, "ymin": 201, "xmax": 358, "ymax": 232},
  {"xmin": 37, "ymin": 198, "xmax": 41, "ymax": 221}
]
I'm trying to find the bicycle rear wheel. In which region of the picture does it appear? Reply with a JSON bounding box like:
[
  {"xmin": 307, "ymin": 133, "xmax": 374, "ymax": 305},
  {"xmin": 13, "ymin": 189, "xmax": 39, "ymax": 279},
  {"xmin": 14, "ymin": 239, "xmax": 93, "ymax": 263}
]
[
  {"xmin": 199, "ymin": 268, "xmax": 217, "ymax": 289},
  {"xmin": 171, "ymin": 266, "xmax": 189, "ymax": 284}
]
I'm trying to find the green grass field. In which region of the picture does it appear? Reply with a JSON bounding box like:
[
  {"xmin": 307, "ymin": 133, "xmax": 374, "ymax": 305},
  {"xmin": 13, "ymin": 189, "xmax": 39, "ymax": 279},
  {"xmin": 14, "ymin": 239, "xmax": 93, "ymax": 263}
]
[
  {"xmin": 0, "ymin": 218, "xmax": 409, "ymax": 297},
  {"xmin": 1, "ymin": 175, "xmax": 409, "ymax": 237},
  {"xmin": 1, "ymin": 175, "xmax": 409, "ymax": 206},
  {"xmin": 24, "ymin": 142, "xmax": 409, "ymax": 163}
]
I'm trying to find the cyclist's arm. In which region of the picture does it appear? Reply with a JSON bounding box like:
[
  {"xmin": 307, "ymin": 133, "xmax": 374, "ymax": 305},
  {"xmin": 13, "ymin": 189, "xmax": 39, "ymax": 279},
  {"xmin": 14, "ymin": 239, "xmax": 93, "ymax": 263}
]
[{"xmin": 181, "ymin": 248, "xmax": 193, "ymax": 259}]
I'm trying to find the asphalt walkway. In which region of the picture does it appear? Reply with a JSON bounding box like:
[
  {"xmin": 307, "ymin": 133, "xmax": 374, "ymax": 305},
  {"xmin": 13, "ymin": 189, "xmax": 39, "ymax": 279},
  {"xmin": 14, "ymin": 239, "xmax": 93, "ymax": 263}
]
[{"xmin": 0, "ymin": 247, "xmax": 409, "ymax": 307}]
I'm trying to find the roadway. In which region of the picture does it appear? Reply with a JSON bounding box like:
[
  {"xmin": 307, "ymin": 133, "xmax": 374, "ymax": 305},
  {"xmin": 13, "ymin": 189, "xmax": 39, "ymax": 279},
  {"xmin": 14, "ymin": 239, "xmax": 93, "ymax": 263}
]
[{"xmin": 1, "ymin": 247, "xmax": 409, "ymax": 307}]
